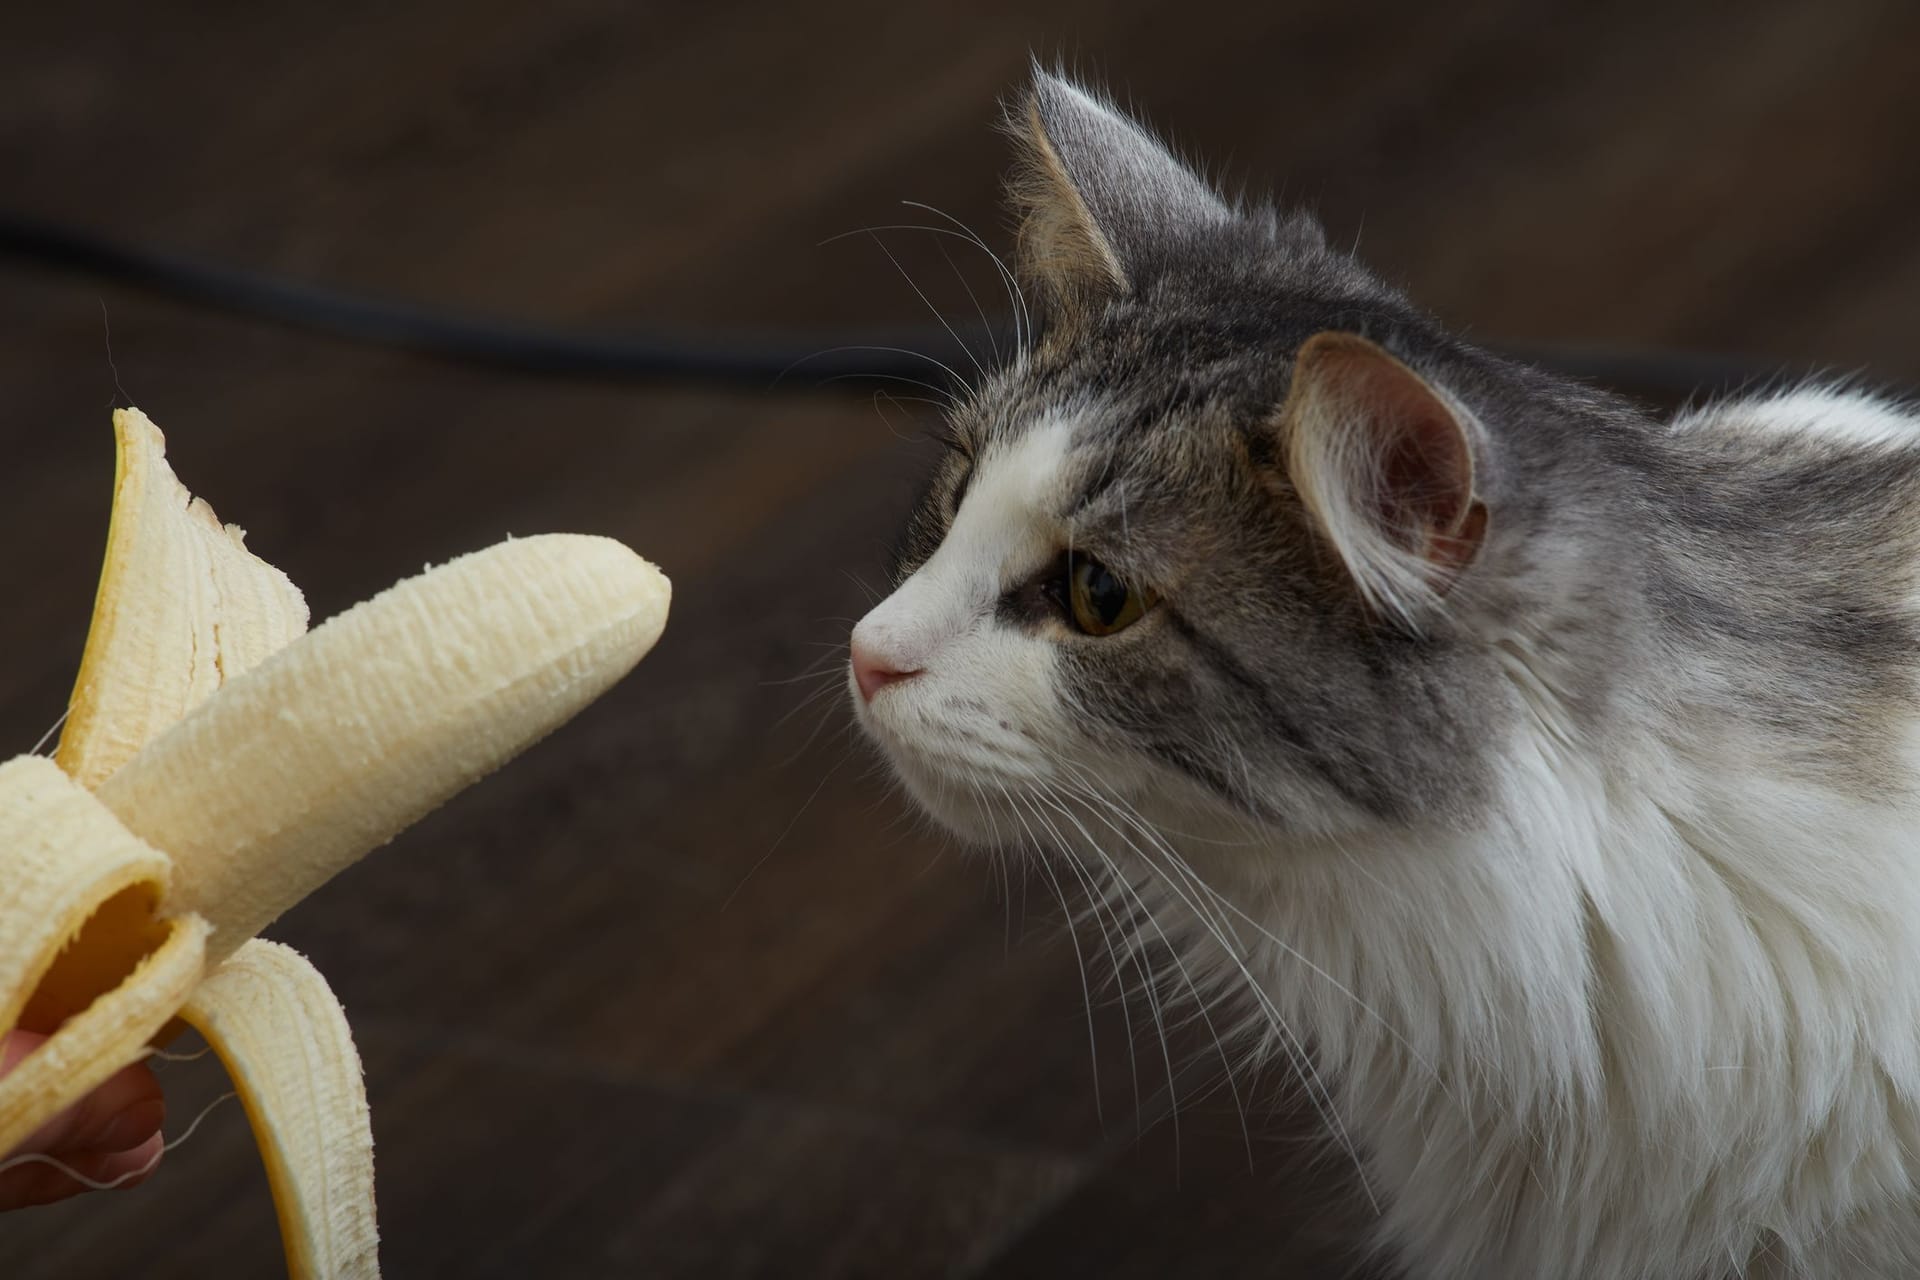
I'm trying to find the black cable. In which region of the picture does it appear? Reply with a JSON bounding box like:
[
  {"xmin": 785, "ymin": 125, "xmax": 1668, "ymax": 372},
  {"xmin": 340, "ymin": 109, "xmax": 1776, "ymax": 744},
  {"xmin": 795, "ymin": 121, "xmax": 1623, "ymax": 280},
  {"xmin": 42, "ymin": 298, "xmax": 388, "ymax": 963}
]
[
  {"xmin": 0, "ymin": 210, "xmax": 1833, "ymax": 403},
  {"xmin": 0, "ymin": 211, "xmax": 981, "ymax": 393}
]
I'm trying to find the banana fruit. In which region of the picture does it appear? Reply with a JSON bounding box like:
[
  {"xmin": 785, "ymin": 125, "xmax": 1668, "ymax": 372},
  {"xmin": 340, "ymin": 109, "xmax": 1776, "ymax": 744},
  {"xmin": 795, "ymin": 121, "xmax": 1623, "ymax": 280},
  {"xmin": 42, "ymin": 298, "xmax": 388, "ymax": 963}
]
[{"xmin": 0, "ymin": 408, "xmax": 670, "ymax": 1277}]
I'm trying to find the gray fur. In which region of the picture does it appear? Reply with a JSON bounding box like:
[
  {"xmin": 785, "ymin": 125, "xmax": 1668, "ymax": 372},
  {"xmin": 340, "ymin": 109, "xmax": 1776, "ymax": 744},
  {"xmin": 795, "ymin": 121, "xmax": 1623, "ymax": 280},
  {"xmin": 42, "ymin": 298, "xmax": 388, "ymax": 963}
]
[
  {"xmin": 859, "ymin": 69, "xmax": 1920, "ymax": 1279},
  {"xmin": 892, "ymin": 70, "xmax": 1920, "ymax": 833}
]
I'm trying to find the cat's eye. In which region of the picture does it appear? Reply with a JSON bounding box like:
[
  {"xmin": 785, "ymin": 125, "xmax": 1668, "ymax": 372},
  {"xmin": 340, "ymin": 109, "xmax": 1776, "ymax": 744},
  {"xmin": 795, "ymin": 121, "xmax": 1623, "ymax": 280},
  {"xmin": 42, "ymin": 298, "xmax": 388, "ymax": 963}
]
[{"xmin": 1067, "ymin": 556, "xmax": 1155, "ymax": 636}]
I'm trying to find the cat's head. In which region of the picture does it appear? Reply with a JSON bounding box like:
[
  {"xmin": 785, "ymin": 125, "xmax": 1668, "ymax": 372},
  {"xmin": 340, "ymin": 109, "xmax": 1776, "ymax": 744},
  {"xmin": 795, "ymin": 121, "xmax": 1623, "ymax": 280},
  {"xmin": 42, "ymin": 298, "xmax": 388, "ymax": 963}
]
[{"xmin": 851, "ymin": 70, "xmax": 1603, "ymax": 851}]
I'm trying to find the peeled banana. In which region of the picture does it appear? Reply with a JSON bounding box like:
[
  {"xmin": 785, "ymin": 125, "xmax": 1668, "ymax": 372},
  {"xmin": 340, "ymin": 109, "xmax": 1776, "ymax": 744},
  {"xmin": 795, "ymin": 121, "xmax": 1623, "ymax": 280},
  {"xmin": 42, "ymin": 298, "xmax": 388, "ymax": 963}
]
[{"xmin": 0, "ymin": 408, "xmax": 670, "ymax": 1277}]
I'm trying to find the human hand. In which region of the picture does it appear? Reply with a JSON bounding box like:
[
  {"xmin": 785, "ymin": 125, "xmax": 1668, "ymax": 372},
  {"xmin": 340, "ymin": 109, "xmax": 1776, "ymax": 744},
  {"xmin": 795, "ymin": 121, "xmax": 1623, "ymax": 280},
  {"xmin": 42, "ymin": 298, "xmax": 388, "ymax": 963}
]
[{"xmin": 0, "ymin": 1030, "xmax": 164, "ymax": 1209}]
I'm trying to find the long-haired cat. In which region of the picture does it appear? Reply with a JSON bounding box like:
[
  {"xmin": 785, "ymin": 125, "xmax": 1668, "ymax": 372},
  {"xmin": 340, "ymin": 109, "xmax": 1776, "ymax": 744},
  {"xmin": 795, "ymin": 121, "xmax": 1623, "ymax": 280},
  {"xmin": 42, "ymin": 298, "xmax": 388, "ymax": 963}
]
[{"xmin": 848, "ymin": 69, "xmax": 1920, "ymax": 1280}]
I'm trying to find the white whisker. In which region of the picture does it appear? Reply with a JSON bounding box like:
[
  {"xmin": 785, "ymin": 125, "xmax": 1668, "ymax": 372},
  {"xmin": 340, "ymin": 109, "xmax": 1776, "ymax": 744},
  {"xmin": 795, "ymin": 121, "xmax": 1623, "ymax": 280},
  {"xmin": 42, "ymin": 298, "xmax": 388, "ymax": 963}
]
[
  {"xmin": 1046, "ymin": 766, "xmax": 1377, "ymax": 1210},
  {"xmin": 864, "ymin": 231, "xmax": 986, "ymax": 381},
  {"xmin": 722, "ymin": 750, "xmax": 849, "ymax": 908},
  {"xmin": 1017, "ymin": 790, "xmax": 1182, "ymax": 1167},
  {"xmin": 930, "ymin": 233, "xmax": 999, "ymax": 366},
  {"xmin": 1032, "ymin": 784, "xmax": 1256, "ymax": 1169},
  {"xmin": 29, "ymin": 707, "xmax": 70, "ymax": 757},
  {"xmin": 1000, "ymin": 784, "xmax": 1106, "ymax": 1126},
  {"xmin": 900, "ymin": 201, "xmax": 1032, "ymax": 353},
  {"xmin": 1018, "ymin": 784, "xmax": 1146, "ymax": 1133},
  {"xmin": 776, "ymin": 344, "xmax": 966, "ymax": 392}
]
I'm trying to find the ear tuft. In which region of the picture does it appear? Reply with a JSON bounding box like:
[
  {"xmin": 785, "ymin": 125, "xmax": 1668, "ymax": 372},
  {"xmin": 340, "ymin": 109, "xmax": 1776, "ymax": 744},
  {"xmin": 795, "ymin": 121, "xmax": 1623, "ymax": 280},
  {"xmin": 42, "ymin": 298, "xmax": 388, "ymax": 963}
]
[
  {"xmin": 1281, "ymin": 332, "xmax": 1487, "ymax": 628},
  {"xmin": 1004, "ymin": 70, "xmax": 1233, "ymax": 334},
  {"xmin": 1006, "ymin": 85, "xmax": 1129, "ymax": 318}
]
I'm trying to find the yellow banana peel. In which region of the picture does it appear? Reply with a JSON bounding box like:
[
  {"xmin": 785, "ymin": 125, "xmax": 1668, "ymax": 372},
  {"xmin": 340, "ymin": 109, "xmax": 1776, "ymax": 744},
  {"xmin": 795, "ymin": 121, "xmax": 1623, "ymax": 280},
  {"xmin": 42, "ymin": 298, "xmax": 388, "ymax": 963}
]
[{"xmin": 1, "ymin": 409, "xmax": 671, "ymax": 1277}]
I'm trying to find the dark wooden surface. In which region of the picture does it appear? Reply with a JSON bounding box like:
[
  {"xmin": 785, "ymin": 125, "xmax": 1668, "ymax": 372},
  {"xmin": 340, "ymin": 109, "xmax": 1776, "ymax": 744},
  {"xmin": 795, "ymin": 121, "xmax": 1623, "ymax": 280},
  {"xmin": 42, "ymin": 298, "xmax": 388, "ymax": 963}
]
[{"xmin": 2, "ymin": 3, "xmax": 1917, "ymax": 1276}]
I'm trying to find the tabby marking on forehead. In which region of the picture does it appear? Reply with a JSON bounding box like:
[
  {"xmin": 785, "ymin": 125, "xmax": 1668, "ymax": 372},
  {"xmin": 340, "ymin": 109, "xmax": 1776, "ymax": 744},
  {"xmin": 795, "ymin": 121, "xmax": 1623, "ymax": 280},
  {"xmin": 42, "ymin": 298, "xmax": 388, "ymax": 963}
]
[{"xmin": 850, "ymin": 65, "xmax": 1920, "ymax": 1280}]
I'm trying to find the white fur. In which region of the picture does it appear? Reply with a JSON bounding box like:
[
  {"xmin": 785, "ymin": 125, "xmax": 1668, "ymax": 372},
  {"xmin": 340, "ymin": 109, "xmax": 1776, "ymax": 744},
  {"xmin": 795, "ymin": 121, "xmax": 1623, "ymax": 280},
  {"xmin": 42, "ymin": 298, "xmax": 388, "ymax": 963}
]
[
  {"xmin": 854, "ymin": 418, "xmax": 1080, "ymax": 830},
  {"xmin": 856, "ymin": 393, "xmax": 1920, "ymax": 1279},
  {"xmin": 1673, "ymin": 385, "xmax": 1920, "ymax": 450},
  {"xmin": 1286, "ymin": 356, "xmax": 1487, "ymax": 631},
  {"xmin": 1203, "ymin": 712, "xmax": 1920, "ymax": 1279}
]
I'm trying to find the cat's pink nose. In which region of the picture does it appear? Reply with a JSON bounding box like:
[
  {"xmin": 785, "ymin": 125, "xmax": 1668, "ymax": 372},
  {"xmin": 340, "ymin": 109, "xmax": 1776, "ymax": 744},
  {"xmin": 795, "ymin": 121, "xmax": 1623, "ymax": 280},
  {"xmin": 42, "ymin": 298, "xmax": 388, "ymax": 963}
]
[{"xmin": 850, "ymin": 640, "xmax": 919, "ymax": 703}]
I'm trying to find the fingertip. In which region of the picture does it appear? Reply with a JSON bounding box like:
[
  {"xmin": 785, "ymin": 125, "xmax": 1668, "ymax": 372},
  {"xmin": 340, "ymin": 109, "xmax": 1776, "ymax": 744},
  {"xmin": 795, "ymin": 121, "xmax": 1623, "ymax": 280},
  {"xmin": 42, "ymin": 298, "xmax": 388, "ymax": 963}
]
[
  {"xmin": 0, "ymin": 1028, "xmax": 47, "ymax": 1075},
  {"xmin": 91, "ymin": 1091, "xmax": 166, "ymax": 1154},
  {"xmin": 58, "ymin": 1059, "xmax": 165, "ymax": 1154},
  {"xmin": 97, "ymin": 1130, "xmax": 166, "ymax": 1191}
]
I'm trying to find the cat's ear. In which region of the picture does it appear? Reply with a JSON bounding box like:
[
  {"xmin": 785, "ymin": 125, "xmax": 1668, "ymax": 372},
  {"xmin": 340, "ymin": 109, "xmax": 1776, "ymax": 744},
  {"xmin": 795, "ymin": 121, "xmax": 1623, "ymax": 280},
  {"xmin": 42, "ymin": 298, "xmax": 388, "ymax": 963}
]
[
  {"xmin": 1007, "ymin": 70, "xmax": 1232, "ymax": 327},
  {"xmin": 1280, "ymin": 332, "xmax": 1488, "ymax": 627}
]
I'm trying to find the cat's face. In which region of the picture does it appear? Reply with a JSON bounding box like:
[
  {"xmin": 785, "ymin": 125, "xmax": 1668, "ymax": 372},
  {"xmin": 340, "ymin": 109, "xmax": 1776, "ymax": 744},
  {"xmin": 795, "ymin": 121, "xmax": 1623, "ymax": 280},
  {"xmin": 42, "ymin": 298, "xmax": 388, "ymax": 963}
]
[{"xmin": 852, "ymin": 73, "xmax": 1508, "ymax": 856}]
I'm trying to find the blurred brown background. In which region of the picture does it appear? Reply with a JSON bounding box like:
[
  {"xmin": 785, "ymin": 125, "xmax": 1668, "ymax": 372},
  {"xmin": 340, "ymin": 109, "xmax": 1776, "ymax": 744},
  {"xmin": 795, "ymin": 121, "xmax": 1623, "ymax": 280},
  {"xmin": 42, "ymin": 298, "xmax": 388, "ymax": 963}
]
[{"xmin": 3, "ymin": 3, "xmax": 1918, "ymax": 1277}]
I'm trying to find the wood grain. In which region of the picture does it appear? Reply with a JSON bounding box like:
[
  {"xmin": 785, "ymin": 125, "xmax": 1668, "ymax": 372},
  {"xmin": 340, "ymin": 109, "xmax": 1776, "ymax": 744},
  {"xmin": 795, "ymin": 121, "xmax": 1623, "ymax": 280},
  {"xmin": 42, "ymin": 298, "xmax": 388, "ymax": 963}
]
[{"xmin": 1, "ymin": 3, "xmax": 1915, "ymax": 1275}]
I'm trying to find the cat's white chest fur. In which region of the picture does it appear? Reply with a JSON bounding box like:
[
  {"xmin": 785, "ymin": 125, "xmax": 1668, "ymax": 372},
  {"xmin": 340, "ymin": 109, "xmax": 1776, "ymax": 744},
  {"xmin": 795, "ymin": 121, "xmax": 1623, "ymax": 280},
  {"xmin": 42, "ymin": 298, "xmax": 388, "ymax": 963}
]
[
  {"xmin": 857, "ymin": 68, "xmax": 1920, "ymax": 1280},
  {"xmin": 866, "ymin": 382, "xmax": 1920, "ymax": 1279},
  {"xmin": 1200, "ymin": 704, "xmax": 1920, "ymax": 1279}
]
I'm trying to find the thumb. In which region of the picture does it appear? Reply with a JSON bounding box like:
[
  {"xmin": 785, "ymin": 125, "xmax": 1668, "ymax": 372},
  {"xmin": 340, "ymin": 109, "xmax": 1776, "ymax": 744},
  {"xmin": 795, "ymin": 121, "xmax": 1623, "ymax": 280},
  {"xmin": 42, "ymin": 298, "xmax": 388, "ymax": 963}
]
[{"xmin": 0, "ymin": 1030, "xmax": 166, "ymax": 1208}]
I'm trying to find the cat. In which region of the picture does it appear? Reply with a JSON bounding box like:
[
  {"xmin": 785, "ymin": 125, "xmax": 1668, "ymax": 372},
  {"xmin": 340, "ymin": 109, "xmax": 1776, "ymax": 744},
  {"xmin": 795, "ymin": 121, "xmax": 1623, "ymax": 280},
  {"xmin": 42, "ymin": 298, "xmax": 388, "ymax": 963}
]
[{"xmin": 846, "ymin": 68, "xmax": 1920, "ymax": 1280}]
